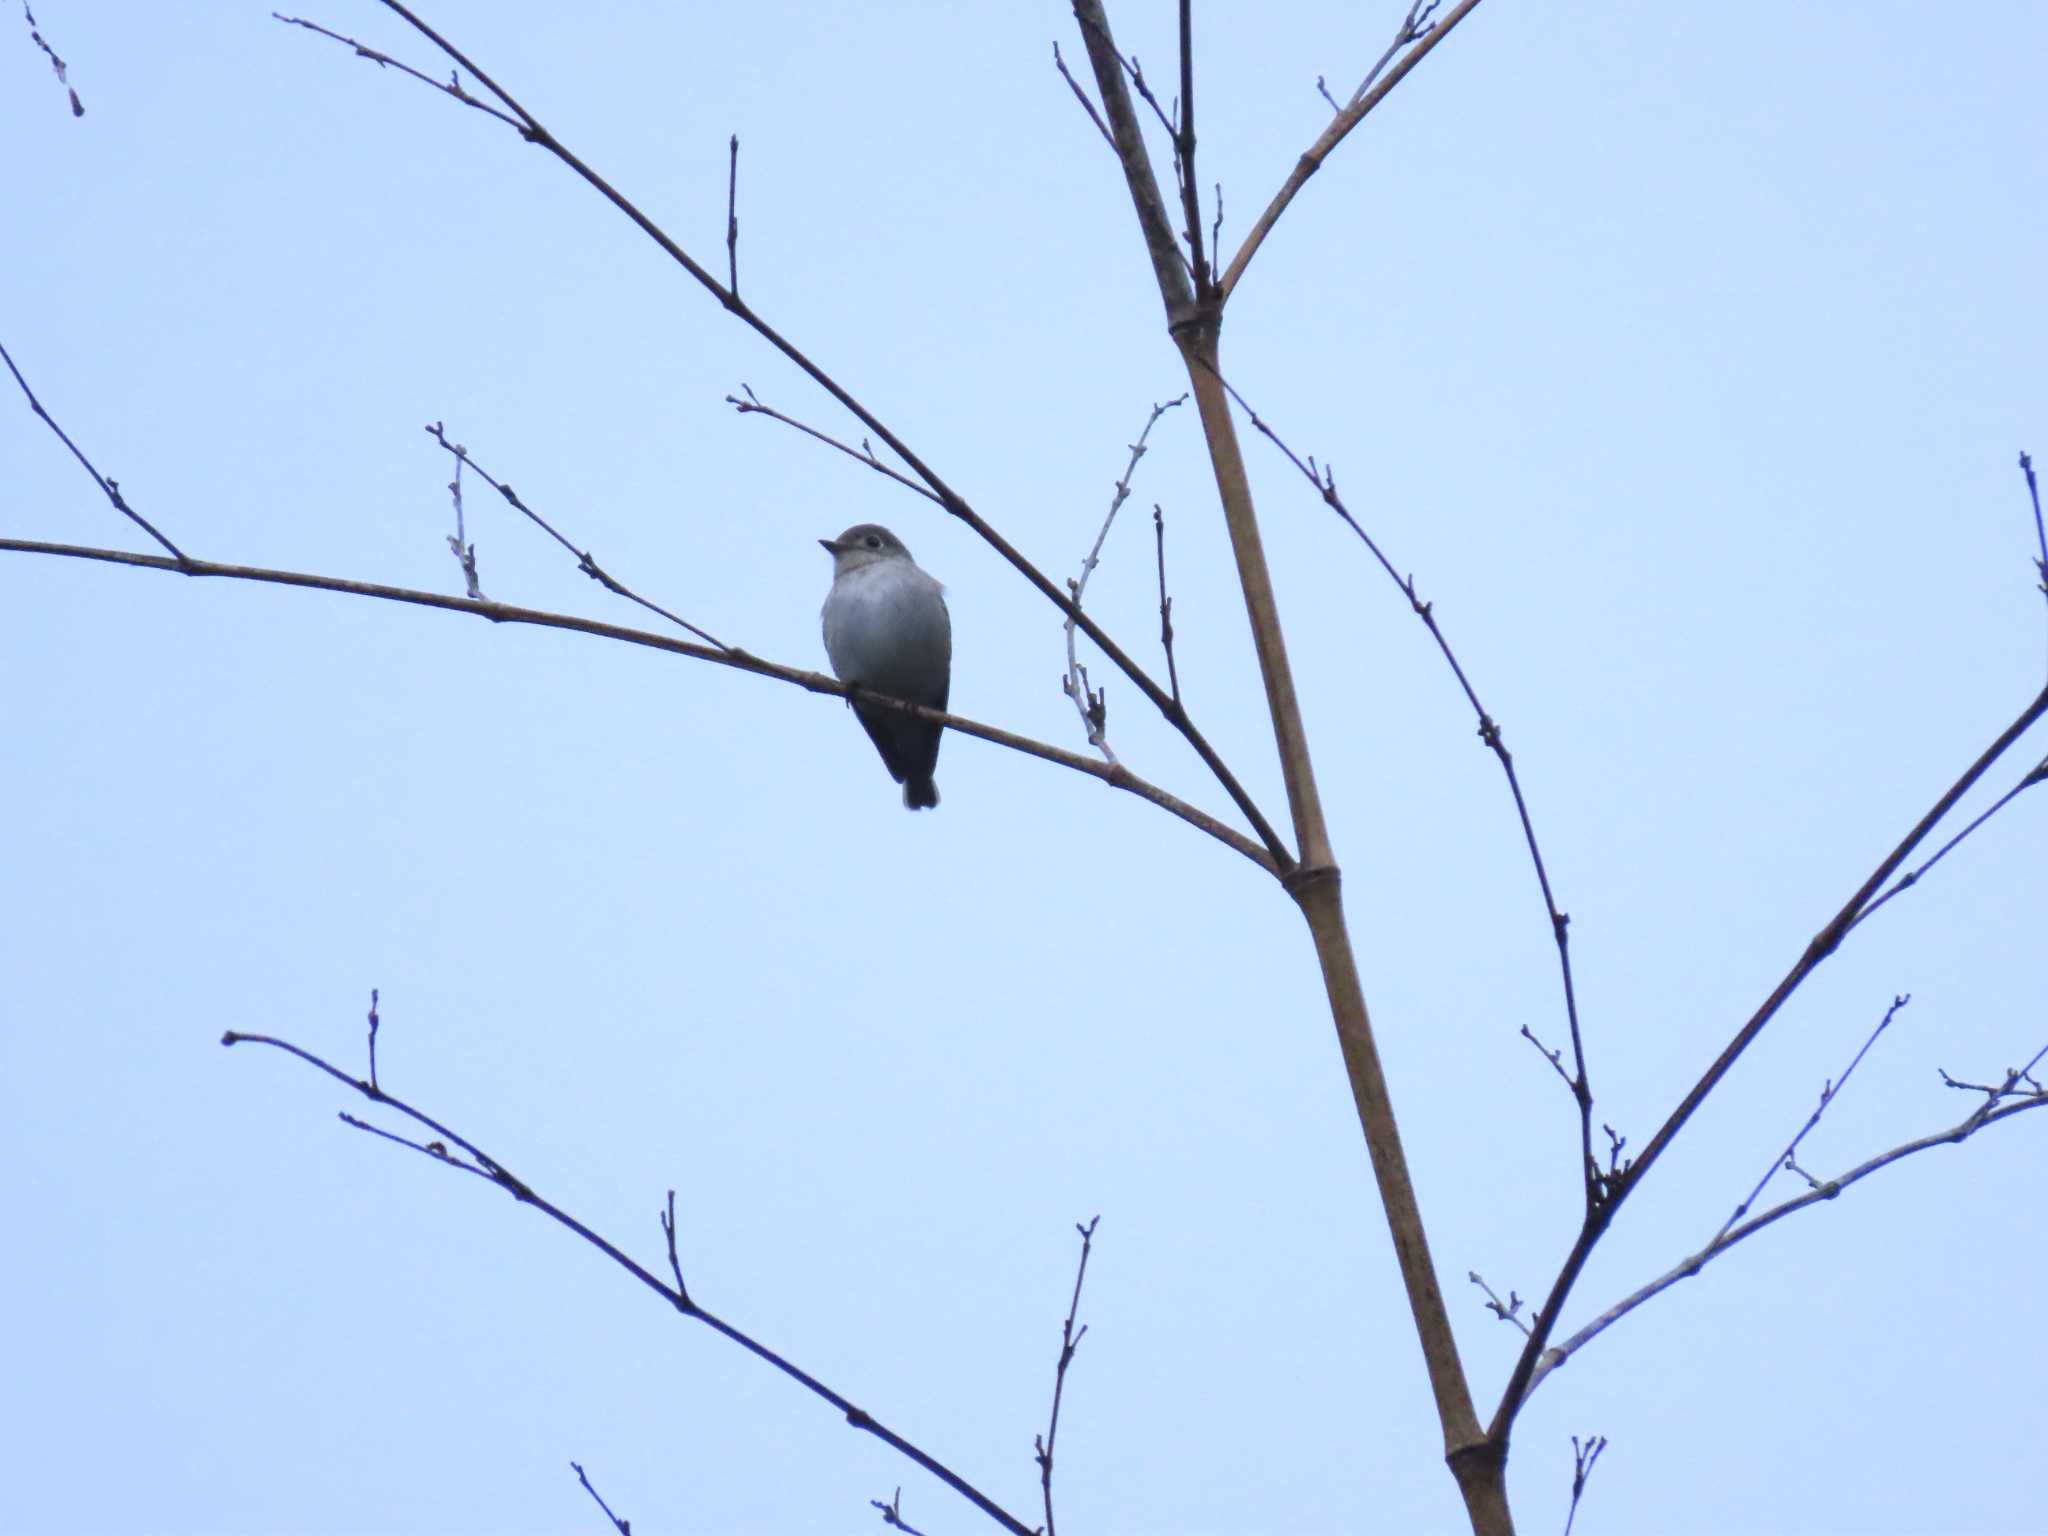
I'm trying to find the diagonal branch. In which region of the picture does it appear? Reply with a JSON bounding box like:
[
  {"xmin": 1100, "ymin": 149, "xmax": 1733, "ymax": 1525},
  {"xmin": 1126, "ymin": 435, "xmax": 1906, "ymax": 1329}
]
[
  {"xmin": 1218, "ymin": 0, "xmax": 1484, "ymax": 304},
  {"xmin": 220, "ymin": 1025, "xmax": 1036, "ymax": 1536},
  {"xmin": 1217, "ymin": 368, "xmax": 1593, "ymax": 1194},
  {"xmin": 424, "ymin": 421, "xmax": 731, "ymax": 650},
  {"xmin": 3, "ymin": 338, "xmax": 186, "ymax": 560},
  {"xmin": 1490, "ymin": 676, "xmax": 2048, "ymax": 1437},
  {"xmin": 1521, "ymin": 1043, "xmax": 2048, "ymax": 1404},
  {"xmin": 279, "ymin": 2, "xmax": 1292, "ymax": 874},
  {"xmin": 0, "ymin": 536, "xmax": 1276, "ymax": 874}
]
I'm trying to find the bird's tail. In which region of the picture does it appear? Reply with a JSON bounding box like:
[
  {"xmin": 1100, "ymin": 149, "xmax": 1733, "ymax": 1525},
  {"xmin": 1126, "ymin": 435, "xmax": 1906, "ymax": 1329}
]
[{"xmin": 903, "ymin": 777, "xmax": 940, "ymax": 811}]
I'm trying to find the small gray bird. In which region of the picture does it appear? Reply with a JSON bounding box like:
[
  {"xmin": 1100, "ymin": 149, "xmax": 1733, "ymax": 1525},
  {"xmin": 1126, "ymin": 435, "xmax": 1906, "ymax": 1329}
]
[{"xmin": 820, "ymin": 523, "xmax": 952, "ymax": 810}]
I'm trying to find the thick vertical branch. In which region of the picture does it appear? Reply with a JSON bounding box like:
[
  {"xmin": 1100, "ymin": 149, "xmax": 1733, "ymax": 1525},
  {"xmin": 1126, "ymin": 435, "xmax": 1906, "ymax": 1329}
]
[{"xmin": 1071, "ymin": 5, "xmax": 1505, "ymax": 1531}]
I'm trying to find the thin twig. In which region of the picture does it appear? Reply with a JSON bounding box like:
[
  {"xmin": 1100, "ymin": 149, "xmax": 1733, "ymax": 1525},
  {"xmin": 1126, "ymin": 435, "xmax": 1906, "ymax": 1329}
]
[
  {"xmin": 2021, "ymin": 450, "xmax": 2046, "ymax": 619},
  {"xmin": 1219, "ymin": 0, "xmax": 1483, "ymax": 302},
  {"xmin": 869, "ymin": 1486, "xmax": 929, "ymax": 1535},
  {"xmin": 1521, "ymin": 1045, "xmax": 2048, "ymax": 1405},
  {"xmin": 1214, "ymin": 367, "xmax": 1594, "ymax": 1192},
  {"xmin": 1848, "ymin": 763, "xmax": 2048, "ymax": 932},
  {"xmin": 280, "ymin": 2, "xmax": 1291, "ymax": 873},
  {"xmin": 1034, "ymin": 1216, "xmax": 1100, "ymax": 1536},
  {"xmin": 726, "ymin": 133, "xmax": 740, "ymax": 298},
  {"xmin": 1153, "ymin": 505, "xmax": 1180, "ymax": 702},
  {"xmin": 271, "ymin": 13, "xmax": 522, "ymax": 130},
  {"xmin": 1715, "ymin": 994, "xmax": 1910, "ymax": 1245},
  {"xmin": 570, "ymin": 1462, "xmax": 631, "ymax": 1536},
  {"xmin": 19, "ymin": 2, "xmax": 83, "ymax": 116},
  {"xmin": 1562, "ymin": 1434, "xmax": 1606, "ymax": 1536},
  {"xmin": 1466, "ymin": 1272, "xmax": 1532, "ymax": 1338},
  {"xmin": 2, "ymin": 339, "xmax": 186, "ymax": 560},
  {"xmin": 1495, "ymin": 674, "xmax": 2048, "ymax": 1436},
  {"xmin": 221, "ymin": 1024, "xmax": 1037, "ymax": 1536},
  {"xmin": 0, "ymin": 537, "xmax": 1276, "ymax": 874},
  {"xmin": 1051, "ymin": 41, "xmax": 1113, "ymax": 148},
  {"xmin": 425, "ymin": 422, "xmax": 728, "ymax": 649},
  {"xmin": 727, "ymin": 386, "xmax": 941, "ymax": 505},
  {"xmin": 1174, "ymin": 0, "xmax": 1210, "ymax": 301},
  {"xmin": 365, "ymin": 988, "xmax": 381, "ymax": 1092},
  {"xmin": 1063, "ymin": 395, "xmax": 1187, "ymax": 762},
  {"xmin": 441, "ymin": 442, "xmax": 483, "ymax": 599}
]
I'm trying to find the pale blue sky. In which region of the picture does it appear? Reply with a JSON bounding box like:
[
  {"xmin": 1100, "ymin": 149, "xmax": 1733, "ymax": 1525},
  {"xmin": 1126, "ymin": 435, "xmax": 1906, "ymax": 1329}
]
[{"xmin": 5, "ymin": 5, "xmax": 2045, "ymax": 1534}]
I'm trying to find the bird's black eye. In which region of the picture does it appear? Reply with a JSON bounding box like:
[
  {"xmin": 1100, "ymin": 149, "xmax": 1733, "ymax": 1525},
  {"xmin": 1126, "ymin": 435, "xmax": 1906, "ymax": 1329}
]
[{"xmin": 864, "ymin": 535, "xmax": 881, "ymax": 549}]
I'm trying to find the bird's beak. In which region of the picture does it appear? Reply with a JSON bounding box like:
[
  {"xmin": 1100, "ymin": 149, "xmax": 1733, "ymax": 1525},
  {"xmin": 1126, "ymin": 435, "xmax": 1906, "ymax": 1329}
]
[{"xmin": 819, "ymin": 537, "xmax": 843, "ymax": 555}]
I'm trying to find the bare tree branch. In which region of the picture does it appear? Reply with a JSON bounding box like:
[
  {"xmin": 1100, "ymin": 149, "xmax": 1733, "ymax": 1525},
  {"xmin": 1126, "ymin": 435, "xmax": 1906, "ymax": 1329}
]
[
  {"xmin": 1562, "ymin": 1434, "xmax": 1607, "ymax": 1536},
  {"xmin": 1218, "ymin": 0, "xmax": 1484, "ymax": 303},
  {"xmin": 1153, "ymin": 504, "xmax": 1180, "ymax": 703},
  {"xmin": 220, "ymin": 1023, "xmax": 1038, "ymax": 1536},
  {"xmin": 18, "ymin": 1, "xmax": 83, "ymax": 116},
  {"xmin": 1063, "ymin": 395, "xmax": 1187, "ymax": 762},
  {"xmin": 3, "ymin": 339, "xmax": 185, "ymax": 559},
  {"xmin": 1033, "ymin": 1216, "xmax": 1100, "ymax": 1536},
  {"xmin": 0, "ymin": 536, "xmax": 1276, "ymax": 873},
  {"xmin": 425, "ymin": 422, "xmax": 730, "ymax": 650},
  {"xmin": 1215, "ymin": 367, "xmax": 1594, "ymax": 1196},
  {"xmin": 1493, "ymin": 673, "xmax": 2048, "ymax": 1437},
  {"xmin": 273, "ymin": 2, "xmax": 1293, "ymax": 873},
  {"xmin": 1522, "ymin": 1041, "xmax": 2048, "ymax": 1404},
  {"xmin": 1051, "ymin": 41, "xmax": 1113, "ymax": 149},
  {"xmin": 1715, "ymin": 994, "xmax": 1910, "ymax": 1245},
  {"xmin": 570, "ymin": 1462, "xmax": 631, "ymax": 1536}
]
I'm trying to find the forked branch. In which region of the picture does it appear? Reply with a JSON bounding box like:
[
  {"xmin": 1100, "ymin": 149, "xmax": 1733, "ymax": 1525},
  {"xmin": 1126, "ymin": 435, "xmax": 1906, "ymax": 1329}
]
[{"xmin": 221, "ymin": 1021, "xmax": 1038, "ymax": 1536}]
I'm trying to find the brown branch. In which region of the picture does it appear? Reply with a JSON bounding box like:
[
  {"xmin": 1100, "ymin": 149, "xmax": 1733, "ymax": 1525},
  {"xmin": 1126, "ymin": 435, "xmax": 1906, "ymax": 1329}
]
[
  {"xmin": 1218, "ymin": 367, "xmax": 1594, "ymax": 1197},
  {"xmin": 220, "ymin": 1025, "xmax": 1036, "ymax": 1536},
  {"xmin": 1521, "ymin": 1046, "xmax": 2048, "ymax": 1405},
  {"xmin": 1051, "ymin": 41, "xmax": 1113, "ymax": 149},
  {"xmin": 289, "ymin": 2, "xmax": 1293, "ymax": 873},
  {"xmin": 0, "ymin": 536, "xmax": 1276, "ymax": 874},
  {"xmin": 1217, "ymin": 0, "xmax": 1485, "ymax": 304},
  {"xmin": 1071, "ymin": 8, "xmax": 1500, "ymax": 1531},
  {"xmin": 3, "ymin": 338, "xmax": 186, "ymax": 560},
  {"xmin": 1033, "ymin": 1216, "xmax": 1099, "ymax": 1536}
]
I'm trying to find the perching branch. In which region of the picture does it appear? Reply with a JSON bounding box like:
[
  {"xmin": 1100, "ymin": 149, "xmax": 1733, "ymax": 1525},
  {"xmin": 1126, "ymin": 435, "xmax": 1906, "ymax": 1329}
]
[
  {"xmin": 0, "ymin": 536, "xmax": 1277, "ymax": 874},
  {"xmin": 221, "ymin": 1021, "xmax": 1039, "ymax": 1536},
  {"xmin": 276, "ymin": 2, "xmax": 1293, "ymax": 874}
]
